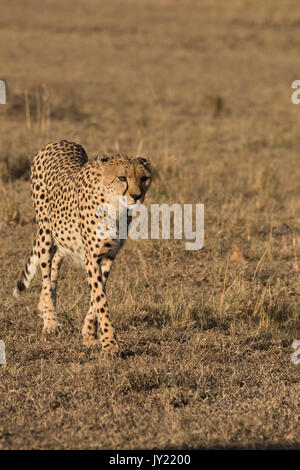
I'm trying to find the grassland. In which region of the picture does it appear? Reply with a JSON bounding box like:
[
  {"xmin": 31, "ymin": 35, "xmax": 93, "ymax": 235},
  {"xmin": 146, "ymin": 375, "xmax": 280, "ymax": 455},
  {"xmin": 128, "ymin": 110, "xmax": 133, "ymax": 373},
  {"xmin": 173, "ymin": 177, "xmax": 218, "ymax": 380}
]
[{"xmin": 0, "ymin": 0, "xmax": 299, "ymax": 449}]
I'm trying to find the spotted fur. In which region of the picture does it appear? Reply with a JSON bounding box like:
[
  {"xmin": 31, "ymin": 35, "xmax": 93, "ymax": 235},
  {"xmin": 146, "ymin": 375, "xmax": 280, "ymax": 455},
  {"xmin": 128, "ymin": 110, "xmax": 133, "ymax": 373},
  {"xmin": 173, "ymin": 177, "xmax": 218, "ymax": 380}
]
[{"xmin": 13, "ymin": 140, "xmax": 151, "ymax": 355}]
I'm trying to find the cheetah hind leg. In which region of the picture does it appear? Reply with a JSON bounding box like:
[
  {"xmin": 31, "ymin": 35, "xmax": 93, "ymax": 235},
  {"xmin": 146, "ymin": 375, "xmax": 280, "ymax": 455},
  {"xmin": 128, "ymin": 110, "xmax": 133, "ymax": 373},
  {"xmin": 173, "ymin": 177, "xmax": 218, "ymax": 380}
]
[
  {"xmin": 37, "ymin": 231, "xmax": 61, "ymax": 334},
  {"xmin": 38, "ymin": 248, "xmax": 64, "ymax": 333},
  {"xmin": 50, "ymin": 248, "xmax": 63, "ymax": 310}
]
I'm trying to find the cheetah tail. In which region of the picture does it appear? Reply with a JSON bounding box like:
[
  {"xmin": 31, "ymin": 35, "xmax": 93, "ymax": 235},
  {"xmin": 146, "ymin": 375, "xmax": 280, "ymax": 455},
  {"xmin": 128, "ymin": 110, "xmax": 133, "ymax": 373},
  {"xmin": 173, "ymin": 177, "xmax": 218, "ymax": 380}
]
[{"xmin": 13, "ymin": 250, "xmax": 39, "ymax": 298}]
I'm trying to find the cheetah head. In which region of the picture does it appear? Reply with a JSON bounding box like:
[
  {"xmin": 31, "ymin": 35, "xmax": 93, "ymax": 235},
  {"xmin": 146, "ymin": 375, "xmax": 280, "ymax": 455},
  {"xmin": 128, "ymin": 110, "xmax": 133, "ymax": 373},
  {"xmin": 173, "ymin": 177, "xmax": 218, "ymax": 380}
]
[{"xmin": 97, "ymin": 154, "xmax": 152, "ymax": 207}]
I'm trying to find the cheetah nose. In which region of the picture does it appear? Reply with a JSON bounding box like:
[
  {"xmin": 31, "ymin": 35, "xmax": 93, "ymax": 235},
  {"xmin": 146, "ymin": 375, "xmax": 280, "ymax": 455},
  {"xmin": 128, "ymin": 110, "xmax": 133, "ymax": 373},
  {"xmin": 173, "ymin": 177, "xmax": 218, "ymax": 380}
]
[{"xmin": 130, "ymin": 193, "xmax": 142, "ymax": 202}]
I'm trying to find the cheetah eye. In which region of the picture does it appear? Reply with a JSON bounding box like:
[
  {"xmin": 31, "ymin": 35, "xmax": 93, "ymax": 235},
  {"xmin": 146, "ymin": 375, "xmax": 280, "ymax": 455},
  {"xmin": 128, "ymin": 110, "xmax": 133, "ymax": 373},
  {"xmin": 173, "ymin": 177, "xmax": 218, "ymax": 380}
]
[
  {"xmin": 118, "ymin": 176, "xmax": 127, "ymax": 182},
  {"xmin": 141, "ymin": 176, "xmax": 149, "ymax": 183}
]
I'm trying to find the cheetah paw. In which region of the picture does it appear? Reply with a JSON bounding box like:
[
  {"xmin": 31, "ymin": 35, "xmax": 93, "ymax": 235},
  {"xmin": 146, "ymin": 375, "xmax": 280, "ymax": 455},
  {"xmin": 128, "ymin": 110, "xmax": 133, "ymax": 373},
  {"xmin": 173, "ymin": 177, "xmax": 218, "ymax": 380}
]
[
  {"xmin": 42, "ymin": 321, "xmax": 61, "ymax": 334},
  {"xmin": 100, "ymin": 342, "xmax": 120, "ymax": 358},
  {"xmin": 82, "ymin": 337, "xmax": 99, "ymax": 347}
]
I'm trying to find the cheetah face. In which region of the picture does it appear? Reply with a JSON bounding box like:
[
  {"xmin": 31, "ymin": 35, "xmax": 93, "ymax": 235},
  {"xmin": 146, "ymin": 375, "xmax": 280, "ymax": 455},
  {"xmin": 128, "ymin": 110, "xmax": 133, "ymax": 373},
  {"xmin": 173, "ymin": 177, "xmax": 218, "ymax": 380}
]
[{"xmin": 99, "ymin": 155, "xmax": 152, "ymax": 208}]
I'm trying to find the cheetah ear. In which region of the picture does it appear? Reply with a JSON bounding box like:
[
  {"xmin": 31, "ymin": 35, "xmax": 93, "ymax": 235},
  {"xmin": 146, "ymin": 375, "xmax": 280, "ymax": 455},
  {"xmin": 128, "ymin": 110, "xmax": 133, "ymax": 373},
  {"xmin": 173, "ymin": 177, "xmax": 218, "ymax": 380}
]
[
  {"xmin": 136, "ymin": 156, "xmax": 151, "ymax": 171},
  {"xmin": 98, "ymin": 153, "xmax": 111, "ymax": 163},
  {"xmin": 137, "ymin": 156, "xmax": 149, "ymax": 165}
]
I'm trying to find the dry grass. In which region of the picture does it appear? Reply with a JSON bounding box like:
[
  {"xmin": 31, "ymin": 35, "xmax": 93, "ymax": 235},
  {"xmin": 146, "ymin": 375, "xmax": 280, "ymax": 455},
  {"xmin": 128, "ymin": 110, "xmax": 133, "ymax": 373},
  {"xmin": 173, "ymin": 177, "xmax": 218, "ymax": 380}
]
[{"xmin": 0, "ymin": 0, "xmax": 299, "ymax": 450}]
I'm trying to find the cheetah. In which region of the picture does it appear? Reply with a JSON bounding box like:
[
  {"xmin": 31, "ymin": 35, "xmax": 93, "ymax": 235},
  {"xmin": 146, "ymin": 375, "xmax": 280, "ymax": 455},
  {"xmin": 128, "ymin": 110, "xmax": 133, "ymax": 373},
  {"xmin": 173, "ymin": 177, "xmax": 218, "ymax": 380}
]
[{"xmin": 13, "ymin": 140, "xmax": 151, "ymax": 355}]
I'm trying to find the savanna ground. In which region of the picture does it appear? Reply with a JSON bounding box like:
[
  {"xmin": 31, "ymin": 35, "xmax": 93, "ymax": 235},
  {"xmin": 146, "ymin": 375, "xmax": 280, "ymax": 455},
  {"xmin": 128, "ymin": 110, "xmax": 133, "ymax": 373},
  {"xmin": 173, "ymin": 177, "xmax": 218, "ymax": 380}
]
[{"xmin": 0, "ymin": 0, "xmax": 299, "ymax": 450}]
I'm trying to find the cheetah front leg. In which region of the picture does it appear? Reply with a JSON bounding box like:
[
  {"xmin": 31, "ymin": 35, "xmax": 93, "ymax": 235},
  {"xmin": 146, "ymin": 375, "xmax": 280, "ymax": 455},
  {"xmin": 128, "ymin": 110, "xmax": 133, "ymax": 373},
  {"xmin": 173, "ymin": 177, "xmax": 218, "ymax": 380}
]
[
  {"xmin": 82, "ymin": 252, "xmax": 119, "ymax": 355},
  {"xmin": 82, "ymin": 256, "xmax": 114, "ymax": 347},
  {"xmin": 82, "ymin": 304, "xmax": 98, "ymax": 347},
  {"xmin": 100, "ymin": 256, "xmax": 114, "ymax": 290}
]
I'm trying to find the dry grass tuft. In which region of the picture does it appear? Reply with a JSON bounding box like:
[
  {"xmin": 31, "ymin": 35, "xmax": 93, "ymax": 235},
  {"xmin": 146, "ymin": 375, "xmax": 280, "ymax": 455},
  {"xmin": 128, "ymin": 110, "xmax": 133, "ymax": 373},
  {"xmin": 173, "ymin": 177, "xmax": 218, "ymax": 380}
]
[{"xmin": 0, "ymin": 0, "xmax": 299, "ymax": 450}]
